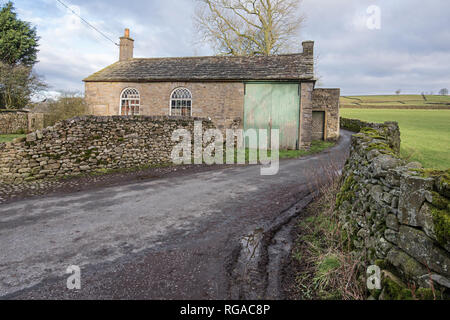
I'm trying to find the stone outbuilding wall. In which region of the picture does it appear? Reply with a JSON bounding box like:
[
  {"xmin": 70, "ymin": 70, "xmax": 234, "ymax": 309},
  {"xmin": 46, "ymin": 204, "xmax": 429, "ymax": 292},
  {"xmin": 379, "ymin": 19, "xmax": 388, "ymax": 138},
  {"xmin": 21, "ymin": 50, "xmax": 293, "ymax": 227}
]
[
  {"xmin": 0, "ymin": 116, "xmax": 214, "ymax": 184},
  {"xmin": 338, "ymin": 118, "xmax": 450, "ymax": 299},
  {"xmin": 28, "ymin": 113, "xmax": 45, "ymax": 133},
  {"xmin": 0, "ymin": 112, "xmax": 44, "ymax": 134},
  {"xmin": 312, "ymin": 88, "xmax": 340, "ymax": 141}
]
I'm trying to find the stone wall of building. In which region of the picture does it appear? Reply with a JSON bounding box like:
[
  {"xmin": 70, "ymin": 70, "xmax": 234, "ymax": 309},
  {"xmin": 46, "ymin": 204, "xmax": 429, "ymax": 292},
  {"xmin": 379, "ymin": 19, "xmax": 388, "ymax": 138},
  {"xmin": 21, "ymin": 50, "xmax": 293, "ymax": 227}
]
[
  {"xmin": 338, "ymin": 118, "xmax": 450, "ymax": 299},
  {"xmin": 312, "ymin": 88, "xmax": 340, "ymax": 141},
  {"xmin": 0, "ymin": 116, "xmax": 214, "ymax": 184},
  {"xmin": 28, "ymin": 113, "xmax": 45, "ymax": 132},
  {"xmin": 85, "ymin": 81, "xmax": 244, "ymax": 130},
  {"xmin": 0, "ymin": 112, "xmax": 44, "ymax": 134},
  {"xmin": 298, "ymin": 82, "xmax": 314, "ymax": 148}
]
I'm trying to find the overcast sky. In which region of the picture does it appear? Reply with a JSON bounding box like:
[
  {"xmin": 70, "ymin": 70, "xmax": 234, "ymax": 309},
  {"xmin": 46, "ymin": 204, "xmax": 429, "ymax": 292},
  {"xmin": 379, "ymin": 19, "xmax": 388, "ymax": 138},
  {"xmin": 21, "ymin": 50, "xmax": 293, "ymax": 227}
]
[{"xmin": 9, "ymin": 0, "xmax": 450, "ymax": 95}]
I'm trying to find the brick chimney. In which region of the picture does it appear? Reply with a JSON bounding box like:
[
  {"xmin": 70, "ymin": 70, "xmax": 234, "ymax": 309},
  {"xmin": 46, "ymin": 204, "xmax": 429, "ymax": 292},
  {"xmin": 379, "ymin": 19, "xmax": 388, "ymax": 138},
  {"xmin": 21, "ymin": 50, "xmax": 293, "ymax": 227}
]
[
  {"xmin": 119, "ymin": 28, "xmax": 134, "ymax": 61},
  {"xmin": 302, "ymin": 41, "xmax": 314, "ymax": 56}
]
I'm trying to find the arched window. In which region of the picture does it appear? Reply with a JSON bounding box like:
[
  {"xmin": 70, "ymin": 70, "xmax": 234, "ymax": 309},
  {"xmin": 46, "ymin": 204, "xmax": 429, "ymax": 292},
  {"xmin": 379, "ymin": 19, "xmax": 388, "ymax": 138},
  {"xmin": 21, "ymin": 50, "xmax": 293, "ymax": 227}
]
[
  {"xmin": 170, "ymin": 88, "xmax": 192, "ymax": 116},
  {"xmin": 120, "ymin": 88, "xmax": 140, "ymax": 115}
]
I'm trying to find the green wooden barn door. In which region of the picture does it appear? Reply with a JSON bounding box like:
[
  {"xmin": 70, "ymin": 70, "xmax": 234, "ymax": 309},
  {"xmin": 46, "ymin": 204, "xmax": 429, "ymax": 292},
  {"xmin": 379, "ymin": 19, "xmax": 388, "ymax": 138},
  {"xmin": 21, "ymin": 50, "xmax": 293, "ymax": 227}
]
[
  {"xmin": 271, "ymin": 84, "xmax": 300, "ymax": 149},
  {"xmin": 244, "ymin": 83, "xmax": 300, "ymax": 149},
  {"xmin": 244, "ymin": 83, "xmax": 272, "ymax": 132}
]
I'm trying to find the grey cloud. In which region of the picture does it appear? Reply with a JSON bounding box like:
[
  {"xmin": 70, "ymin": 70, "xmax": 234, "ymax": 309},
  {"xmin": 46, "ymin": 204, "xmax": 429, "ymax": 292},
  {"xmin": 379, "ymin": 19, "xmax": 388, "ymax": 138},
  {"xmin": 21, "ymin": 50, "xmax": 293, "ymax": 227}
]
[{"xmin": 302, "ymin": 0, "xmax": 450, "ymax": 94}]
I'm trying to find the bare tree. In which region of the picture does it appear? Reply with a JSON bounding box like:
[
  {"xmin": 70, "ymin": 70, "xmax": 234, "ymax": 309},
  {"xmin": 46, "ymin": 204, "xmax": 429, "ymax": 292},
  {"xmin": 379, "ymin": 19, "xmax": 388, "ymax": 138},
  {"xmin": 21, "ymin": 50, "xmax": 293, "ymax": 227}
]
[
  {"xmin": 439, "ymin": 88, "xmax": 448, "ymax": 96},
  {"xmin": 194, "ymin": 0, "xmax": 304, "ymax": 56},
  {"xmin": 30, "ymin": 91, "xmax": 89, "ymax": 127}
]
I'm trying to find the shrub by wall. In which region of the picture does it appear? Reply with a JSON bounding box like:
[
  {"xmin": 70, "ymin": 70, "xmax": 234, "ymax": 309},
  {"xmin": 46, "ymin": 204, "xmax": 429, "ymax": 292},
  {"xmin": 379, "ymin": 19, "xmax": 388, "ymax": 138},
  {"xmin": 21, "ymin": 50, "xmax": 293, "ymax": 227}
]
[
  {"xmin": 338, "ymin": 117, "xmax": 450, "ymax": 299},
  {"xmin": 0, "ymin": 115, "xmax": 214, "ymax": 184}
]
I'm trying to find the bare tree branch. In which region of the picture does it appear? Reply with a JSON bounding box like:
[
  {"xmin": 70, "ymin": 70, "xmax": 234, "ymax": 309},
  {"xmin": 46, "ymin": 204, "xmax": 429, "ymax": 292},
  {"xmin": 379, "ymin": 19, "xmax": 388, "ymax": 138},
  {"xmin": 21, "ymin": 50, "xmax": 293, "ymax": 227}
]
[
  {"xmin": 0, "ymin": 62, "xmax": 47, "ymax": 109},
  {"xmin": 194, "ymin": 0, "xmax": 304, "ymax": 56}
]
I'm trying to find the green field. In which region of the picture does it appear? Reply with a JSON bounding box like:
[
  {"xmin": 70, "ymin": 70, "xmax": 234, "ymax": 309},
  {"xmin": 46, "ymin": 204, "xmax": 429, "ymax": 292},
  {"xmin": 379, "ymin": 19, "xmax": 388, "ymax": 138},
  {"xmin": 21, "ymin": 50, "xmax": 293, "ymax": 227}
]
[
  {"xmin": 341, "ymin": 95, "xmax": 450, "ymax": 109},
  {"xmin": 340, "ymin": 109, "xmax": 450, "ymax": 170}
]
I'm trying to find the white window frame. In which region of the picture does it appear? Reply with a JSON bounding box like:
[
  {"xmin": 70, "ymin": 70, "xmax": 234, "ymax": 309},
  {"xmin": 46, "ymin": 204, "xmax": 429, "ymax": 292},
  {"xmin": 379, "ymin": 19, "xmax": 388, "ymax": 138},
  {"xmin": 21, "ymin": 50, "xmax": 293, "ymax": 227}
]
[
  {"xmin": 169, "ymin": 87, "xmax": 193, "ymax": 117},
  {"xmin": 119, "ymin": 88, "xmax": 140, "ymax": 115}
]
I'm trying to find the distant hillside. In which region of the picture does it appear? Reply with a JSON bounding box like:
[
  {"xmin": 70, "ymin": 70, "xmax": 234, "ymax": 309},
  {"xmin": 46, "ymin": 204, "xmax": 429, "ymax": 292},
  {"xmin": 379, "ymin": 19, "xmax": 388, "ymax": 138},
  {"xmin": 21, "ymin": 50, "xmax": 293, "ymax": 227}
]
[{"xmin": 340, "ymin": 95, "xmax": 450, "ymax": 109}]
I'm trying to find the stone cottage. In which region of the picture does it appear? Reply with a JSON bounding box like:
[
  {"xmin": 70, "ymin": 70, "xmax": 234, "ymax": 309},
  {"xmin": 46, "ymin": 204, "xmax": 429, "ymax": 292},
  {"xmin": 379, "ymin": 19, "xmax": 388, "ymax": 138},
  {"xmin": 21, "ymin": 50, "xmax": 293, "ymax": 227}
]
[{"xmin": 84, "ymin": 29, "xmax": 340, "ymax": 149}]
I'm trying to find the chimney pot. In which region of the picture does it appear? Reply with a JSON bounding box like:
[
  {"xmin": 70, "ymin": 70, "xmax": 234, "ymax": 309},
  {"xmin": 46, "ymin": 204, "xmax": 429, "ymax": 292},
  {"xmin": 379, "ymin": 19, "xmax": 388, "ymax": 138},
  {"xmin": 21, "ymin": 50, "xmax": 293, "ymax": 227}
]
[{"xmin": 124, "ymin": 28, "xmax": 130, "ymax": 38}]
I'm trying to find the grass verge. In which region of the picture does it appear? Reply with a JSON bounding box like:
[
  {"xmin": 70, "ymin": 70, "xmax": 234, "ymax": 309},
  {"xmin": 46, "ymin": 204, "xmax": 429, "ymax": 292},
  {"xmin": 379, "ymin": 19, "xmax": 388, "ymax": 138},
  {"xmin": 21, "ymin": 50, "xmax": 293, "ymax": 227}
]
[
  {"xmin": 235, "ymin": 140, "xmax": 336, "ymax": 163},
  {"xmin": 280, "ymin": 140, "xmax": 336, "ymax": 159},
  {"xmin": 288, "ymin": 178, "xmax": 366, "ymax": 300},
  {"xmin": 0, "ymin": 134, "xmax": 26, "ymax": 143}
]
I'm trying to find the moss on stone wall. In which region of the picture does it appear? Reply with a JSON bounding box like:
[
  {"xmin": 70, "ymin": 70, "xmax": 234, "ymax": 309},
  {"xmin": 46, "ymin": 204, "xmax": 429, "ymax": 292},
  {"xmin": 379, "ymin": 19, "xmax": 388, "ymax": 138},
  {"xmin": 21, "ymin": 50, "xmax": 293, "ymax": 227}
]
[
  {"xmin": 381, "ymin": 277, "xmax": 413, "ymax": 300},
  {"xmin": 412, "ymin": 168, "xmax": 450, "ymax": 181},
  {"xmin": 430, "ymin": 191, "xmax": 450, "ymax": 210},
  {"xmin": 340, "ymin": 118, "xmax": 401, "ymax": 154},
  {"xmin": 431, "ymin": 206, "xmax": 450, "ymax": 248},
  {"xmin": 336, "ymin": 173, "xmax": 356, "ymax": 208},
  {"xmin": 366, "ymin": 142, "xmax": 396, "ymax": 156},
  {"xmin": 360, "ymin": 127, "xmax": 386, "ymax": 140}
]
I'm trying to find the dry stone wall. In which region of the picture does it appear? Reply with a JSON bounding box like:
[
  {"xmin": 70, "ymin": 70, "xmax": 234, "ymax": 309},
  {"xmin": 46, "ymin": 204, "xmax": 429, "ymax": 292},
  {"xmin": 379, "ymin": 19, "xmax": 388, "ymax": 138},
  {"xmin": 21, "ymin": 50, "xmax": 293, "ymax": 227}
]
[
  {"xmin": 0, "ymin": 116, "xmax": 214, "ymax": 184},
  {"xmin": 0, "ymin": 113, "xmax": 28, "ymax": 134},
  {"xmin": 338, "ymin": 118, "xmax": 450, "ymax": 299}
]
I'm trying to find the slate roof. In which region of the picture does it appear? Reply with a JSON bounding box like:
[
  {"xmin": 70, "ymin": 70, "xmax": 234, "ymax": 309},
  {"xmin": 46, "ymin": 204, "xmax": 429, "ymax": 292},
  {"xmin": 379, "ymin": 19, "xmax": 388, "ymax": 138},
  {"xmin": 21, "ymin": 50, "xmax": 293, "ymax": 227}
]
[{"xmin": 83, "ymin": 53, "xmax": 314, "ymax": 82}]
